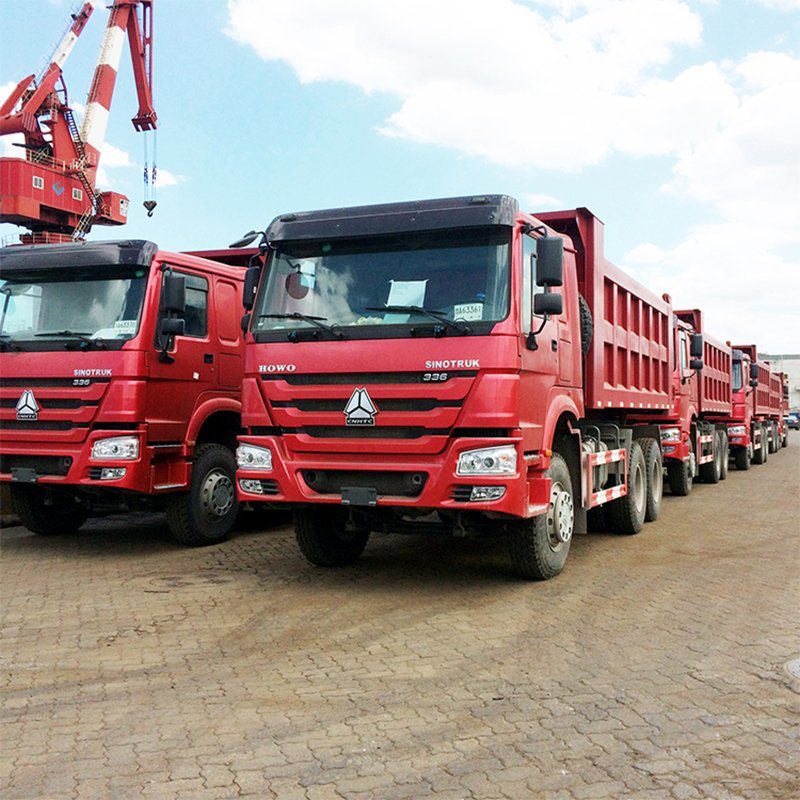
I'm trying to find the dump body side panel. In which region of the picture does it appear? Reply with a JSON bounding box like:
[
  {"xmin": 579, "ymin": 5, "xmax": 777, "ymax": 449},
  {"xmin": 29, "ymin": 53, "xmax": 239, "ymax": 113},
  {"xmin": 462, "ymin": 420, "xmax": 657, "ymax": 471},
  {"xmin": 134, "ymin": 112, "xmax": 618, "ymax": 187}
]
[{"xmin": 536, "ymin": 208, "xmax": 672, "ymax": 413}]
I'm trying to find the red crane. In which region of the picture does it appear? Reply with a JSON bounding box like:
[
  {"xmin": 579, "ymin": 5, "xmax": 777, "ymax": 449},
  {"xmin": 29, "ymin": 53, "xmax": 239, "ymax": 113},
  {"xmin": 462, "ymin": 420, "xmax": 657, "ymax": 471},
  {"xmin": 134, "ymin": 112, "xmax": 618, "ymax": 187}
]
[{"xmin": 0, "ymin": 0, "xmax": 157, "ymax": 243}]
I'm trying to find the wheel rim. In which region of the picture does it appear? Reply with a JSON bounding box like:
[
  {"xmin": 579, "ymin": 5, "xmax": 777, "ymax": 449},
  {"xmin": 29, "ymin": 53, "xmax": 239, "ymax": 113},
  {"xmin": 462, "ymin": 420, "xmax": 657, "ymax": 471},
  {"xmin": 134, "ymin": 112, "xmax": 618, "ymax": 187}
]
[
  {"xmin": 650, "ymin": 456, "xmax": 662, "ymax": 503},
  {"xmin": 632, "ymin": 461, "xmax": 646, "ymax": 514},
  {"xmin": 546, "ymin": 480, "xmax": 573, "ymax": 550},
  {"xmin": 199, "ymin": 469, "xmax": 234, "ymax": 520}
]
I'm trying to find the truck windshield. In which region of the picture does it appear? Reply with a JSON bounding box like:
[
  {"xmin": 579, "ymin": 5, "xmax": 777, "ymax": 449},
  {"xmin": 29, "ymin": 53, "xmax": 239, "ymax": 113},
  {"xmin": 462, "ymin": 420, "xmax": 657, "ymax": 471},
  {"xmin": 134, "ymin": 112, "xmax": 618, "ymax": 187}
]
[
  {"xmin": 0, "ymin": 265, "xmax": 148, "ymax": 349},
  {"xmin": 252, "ymin": 227, "xmax": 510, "ymax": 340},
  {"xmin": 732, "ymin": 360, "xmax": 743, "ymax": 392}
]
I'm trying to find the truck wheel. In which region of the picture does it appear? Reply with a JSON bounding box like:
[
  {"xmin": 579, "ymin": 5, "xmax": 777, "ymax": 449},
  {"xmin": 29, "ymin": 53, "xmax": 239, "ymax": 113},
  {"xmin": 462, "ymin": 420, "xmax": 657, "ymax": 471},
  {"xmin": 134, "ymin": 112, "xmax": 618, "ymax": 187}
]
[
  {"xmin": 607, "ymin": 441, "xmax": 647, "ymax": 534},
  {"xmin": 166, "ymin": 443, "xmax": 239, "ymax": 546},
  {"xmin": 508, "ymin": 453, "xmax": 573, "ymax": 580},
  {"xmin": 11, "ymin": 485, "xmax": 87, "ymax": 536},
  {"xmin": 667, "ymin": 439, "xmax": 693, "ymax": 496},
  {"xmin": 718, "ymin": 431, "xmax": 729, "ymax": 480},
  {"xmin": 783, "ymin": 428, "xmax": 789, "ymax": 448},
  {"xmin": 770, "ymin": 423, "xmax": 780, "ymax": 454},
  {"xmin": 578, "ymin": 294, "xmax": 593, "ymax": 356},
  {"xmin": 295, "ymin": 506, "xmax": 370, "ymax": 567},
  {"xmin": 638, "ymin": 437, "xmax": 663, "ymax": 522},
  {"xmin": 753, "ymin": 425, "xmax": 767, "ymax": 465},
  {"xmin": 734, "ymin": 445, "xmax": 751, "ymax": 471},
  {"xmin": 699, "ymin": 431, "xmax": 722, "ymax": 484}
]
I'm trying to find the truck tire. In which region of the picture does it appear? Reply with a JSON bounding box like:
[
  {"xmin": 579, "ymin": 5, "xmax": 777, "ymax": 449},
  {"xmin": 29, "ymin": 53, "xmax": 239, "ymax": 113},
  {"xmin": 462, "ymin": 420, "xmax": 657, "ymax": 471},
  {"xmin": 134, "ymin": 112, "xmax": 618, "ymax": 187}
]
[
  {"xmin": 769, "ymin": 423, "xmax": 779, "ymax": 454},
  {"xmin": 783, "ymin": 428, "xmax": 789, "ymax": 448},
  {"xmin": 699, "ymin": 431, "xmax": 722, "ymax": 484},
  {"xmin": 508, "ymin": 453, "xmax": 573, "ymax": 580},
  {"xmin": 607, "ymin": 440, "xmax": 647, "ymax": 534},
  {"xmin": 753, "ymin": 425, "xmax": 767, "ymax": 465},
  {"xmin": 718, "ymin": 431, "xmax": 729, "ymax": 480},
  {"xmin": 639, "ymin": 437, "xmax": 663, "ymax": 522},
  {"xmin": 578, "ymin": 294, "xmax": 593, "ymax": 356},
  {"xmin": 667, "ymin": 442, "xmax": 693, "ymax": 496},
  {"xmin": 295, "ymin": 506, "xmax": 370, "ymax": 567},
  {"xmin": 166, "ymin": 443, "xmax": 239, "ymax": 546},
  {"xmin": 734, "ymin": 445, "xmax": 751, "ymax": 471},
  {"xmin": 11, "ymin": 485, "xmax": 87, "ymax": 536}
]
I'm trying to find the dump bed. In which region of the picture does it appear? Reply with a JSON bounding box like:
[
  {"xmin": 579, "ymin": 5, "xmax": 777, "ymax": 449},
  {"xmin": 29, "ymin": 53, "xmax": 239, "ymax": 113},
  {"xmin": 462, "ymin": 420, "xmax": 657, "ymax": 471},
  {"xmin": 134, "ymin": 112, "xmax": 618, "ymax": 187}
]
[
  {"xmin": 675, "ymin": 309, "xmax": 732, "ymax": 416},
  {"xmin": 536, "ymin": 208, "xmax": 672, "ymax": 412},
  {"xmin": 733, "ymin": 345, "xmax": 772, "ymax": 416},
  {"xmin": 768, "ymin": 371, "xmax": 783, "ymax": 417}
]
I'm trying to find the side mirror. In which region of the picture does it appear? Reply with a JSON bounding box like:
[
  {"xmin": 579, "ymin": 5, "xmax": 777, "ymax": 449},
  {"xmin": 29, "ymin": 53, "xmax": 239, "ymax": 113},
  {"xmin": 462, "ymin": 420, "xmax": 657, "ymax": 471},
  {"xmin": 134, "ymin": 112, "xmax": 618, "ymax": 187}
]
[
  {"xmin": 160, "ymin": 317, "xmax": 185, "ymax": 337},
  {"xmin": 749, "ymin": 362, "xmax": 759, "ymax": 380},
  {"xmin": 162, "ymin": 273, "xmax": 186, "ymax": 314},
  {"xmin": 240, "ymin": 312, "xmax": 251, "ymax": 333},
  {"xmin": 750, "ymin": 378, "xmax": 759, "ymax": 388},
  {"xmin": 534, "ymin": 292, "xmax": 563, "ymax": 316},
  {"xmin": 242, "ymin": 266, "xmax": 260, "ymax": 310},
  {"xmin": 535, "ymin": 236, "xmax": 564, "ymax": 287},
  {"xmin": 690, "ymin": 358, "xmax": 703, "ymax": 371},
  {"xmin": 690, "ymin": 333, "xmax": 703, "ymax": 359}
]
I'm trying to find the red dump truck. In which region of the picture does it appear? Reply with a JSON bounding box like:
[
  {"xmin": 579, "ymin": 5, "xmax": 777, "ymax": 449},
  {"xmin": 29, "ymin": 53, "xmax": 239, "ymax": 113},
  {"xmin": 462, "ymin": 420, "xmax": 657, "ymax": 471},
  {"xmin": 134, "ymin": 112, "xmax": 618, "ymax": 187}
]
[
  {"xmin": 236, "ymin": 196, "xmax": 677, "ymax": 579},
  {"xmin": 727, "ymin": 344, "xmax": 781, "ymax": 469},
  {"xmin": 654, "ymin": 309, "xmax": 732, "ymax": 494},
  {"xmin": 0, "ymin": 239, "xmax": 249, "ymax": 545}
]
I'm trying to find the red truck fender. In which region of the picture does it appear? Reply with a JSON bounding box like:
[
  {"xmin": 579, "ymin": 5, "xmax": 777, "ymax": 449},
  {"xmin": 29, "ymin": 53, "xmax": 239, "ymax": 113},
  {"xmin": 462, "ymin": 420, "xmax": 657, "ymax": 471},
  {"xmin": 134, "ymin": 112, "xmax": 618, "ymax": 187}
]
[{"xmin": 185, "ymin": 397, "xmax": 243, "ymax": 451}]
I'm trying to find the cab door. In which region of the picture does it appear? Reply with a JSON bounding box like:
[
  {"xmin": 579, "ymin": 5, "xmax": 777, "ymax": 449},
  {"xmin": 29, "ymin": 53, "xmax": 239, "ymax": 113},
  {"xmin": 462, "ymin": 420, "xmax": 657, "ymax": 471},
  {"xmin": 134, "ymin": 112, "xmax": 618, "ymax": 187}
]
[{"xmin": 146, "ymin": 266, "xmax": 215, "ymax": 444}]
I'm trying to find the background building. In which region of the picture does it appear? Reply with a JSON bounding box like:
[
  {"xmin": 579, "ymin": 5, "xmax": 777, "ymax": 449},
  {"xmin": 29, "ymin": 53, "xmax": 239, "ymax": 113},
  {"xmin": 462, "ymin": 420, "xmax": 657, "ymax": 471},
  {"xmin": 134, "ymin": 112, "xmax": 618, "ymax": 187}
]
[{"xmin": 760, "ymin": 353, "xmax": 800, "ymax": 413}]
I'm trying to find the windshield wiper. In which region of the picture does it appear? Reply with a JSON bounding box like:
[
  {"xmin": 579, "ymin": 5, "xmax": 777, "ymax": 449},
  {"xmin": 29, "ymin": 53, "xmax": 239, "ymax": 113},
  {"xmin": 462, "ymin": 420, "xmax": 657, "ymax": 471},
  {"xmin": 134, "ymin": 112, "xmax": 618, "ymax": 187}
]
[
  {"xmin": 34, "ymin": 330, "xmax": 107, "ymax": 349},
  {"xmin": 366, "ymin": 305, "xmax": 472, "ymax": 335},
  {"xmin": 257, "ymin": 313, "xmax": 344, "ymax": 340},
  {"xmin": 0, "ymin": 334, "xmax": 21, "ymax": 352}
]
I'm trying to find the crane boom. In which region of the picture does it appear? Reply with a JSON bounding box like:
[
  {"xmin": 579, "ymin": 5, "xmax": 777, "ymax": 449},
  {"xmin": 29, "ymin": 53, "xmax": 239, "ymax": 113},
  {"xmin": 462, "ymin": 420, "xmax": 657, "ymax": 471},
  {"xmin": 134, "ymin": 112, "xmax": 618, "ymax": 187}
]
[{"xmin": 0, "ymin": 0, "xmax": 157, "ymax": 243}]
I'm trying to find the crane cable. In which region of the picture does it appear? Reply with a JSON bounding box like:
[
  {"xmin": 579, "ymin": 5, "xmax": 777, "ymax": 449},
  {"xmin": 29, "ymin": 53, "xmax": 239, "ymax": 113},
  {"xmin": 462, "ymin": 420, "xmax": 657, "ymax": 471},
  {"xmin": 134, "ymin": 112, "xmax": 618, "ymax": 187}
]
[{"xmin": 143, "ymin": 130, "xmax": 157, "ymax": 217}]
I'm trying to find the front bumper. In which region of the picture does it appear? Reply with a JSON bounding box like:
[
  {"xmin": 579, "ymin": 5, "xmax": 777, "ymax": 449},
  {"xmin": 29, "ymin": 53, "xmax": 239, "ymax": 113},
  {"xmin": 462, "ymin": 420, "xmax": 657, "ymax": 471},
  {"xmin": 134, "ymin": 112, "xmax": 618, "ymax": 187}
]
[{"xmin": 236, "ymin": 435, "xmax": 549, "ymax": 519}]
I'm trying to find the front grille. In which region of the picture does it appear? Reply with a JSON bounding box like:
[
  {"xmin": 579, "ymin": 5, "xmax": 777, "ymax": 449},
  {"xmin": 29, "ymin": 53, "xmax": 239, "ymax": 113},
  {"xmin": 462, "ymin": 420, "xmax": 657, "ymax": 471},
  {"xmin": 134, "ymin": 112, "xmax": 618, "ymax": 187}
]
[
  {"xmin": 272, "ymin": 398, "xmax": 461, "ymax": 412},
  {"xmin": 0, "ymin": 455, "xmax": 72, "ymax": 477},
  {"xmin": 0, "ymin": 378, "xmax": 110, "ymax": 388},
  {"xmin": 301, "ymin": 470, "xmax": 427, "ymax": 497},
  {"xmin": 301, "ymin": 426, "xmax": 434, "ymax": 439},
  {"xmin": 0, "ymin": 398, "xmax": 97, "ymax": 410},
  {"xmin": 0, "ymin": 420, "xmax": 81, "ymax": 431},
  {"xmin": 262, "ymin": 370, "xmax": 478, "ymax": 385}
]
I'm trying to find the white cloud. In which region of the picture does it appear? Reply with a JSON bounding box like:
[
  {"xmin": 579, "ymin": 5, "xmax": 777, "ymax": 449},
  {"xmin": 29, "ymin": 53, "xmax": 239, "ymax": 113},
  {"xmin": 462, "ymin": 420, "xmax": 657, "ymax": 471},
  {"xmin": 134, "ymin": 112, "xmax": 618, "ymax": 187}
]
[
  {"xmin": 101, "ymin": 142, "xmax": 132, "ymax": 169},
  {"xmin": 226, "ymin": 0, "xmax": 800, "ymax": 350},
  {"xmin": 154, "ymin": 168, "xmax": 187, "ymax": 188}
]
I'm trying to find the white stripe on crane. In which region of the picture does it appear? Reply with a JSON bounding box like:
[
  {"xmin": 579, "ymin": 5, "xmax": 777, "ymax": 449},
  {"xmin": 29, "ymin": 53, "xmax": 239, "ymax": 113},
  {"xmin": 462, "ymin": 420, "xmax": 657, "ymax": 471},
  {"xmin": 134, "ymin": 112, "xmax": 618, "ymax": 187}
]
[
  {"xmin": 96, "ymin": 25, "xmax": 125, "ymax": 71},
  {"xmin": 52, "ymin": 32, "xmax": 79, "ymax": 68},
  {"xmin": 80, "ymin": 102, "xmax": 109, "ymax": 151}
]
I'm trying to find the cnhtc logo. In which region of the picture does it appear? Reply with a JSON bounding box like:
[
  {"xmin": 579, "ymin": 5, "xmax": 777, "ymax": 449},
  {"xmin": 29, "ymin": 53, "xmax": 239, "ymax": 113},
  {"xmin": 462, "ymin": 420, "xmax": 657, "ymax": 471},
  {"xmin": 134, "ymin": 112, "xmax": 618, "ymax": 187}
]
[
  {"xmin": 343, "ymin": 387, "xmax": 378, "ymax": 426},
  {"xmin": 16, "ymin": 390, "xmax": 39, "ymax": 421}
]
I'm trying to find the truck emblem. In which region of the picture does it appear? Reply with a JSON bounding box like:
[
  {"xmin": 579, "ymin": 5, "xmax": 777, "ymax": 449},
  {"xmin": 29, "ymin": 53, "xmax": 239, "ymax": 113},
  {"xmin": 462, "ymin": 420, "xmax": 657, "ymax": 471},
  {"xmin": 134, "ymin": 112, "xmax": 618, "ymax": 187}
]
[
  {"xmin": 16, "ymin": 390, "xmax": 39, "ymax": 421},
  {"xmin": 344, "ymin": 388, "xmax": 377, "ymax": 426}
]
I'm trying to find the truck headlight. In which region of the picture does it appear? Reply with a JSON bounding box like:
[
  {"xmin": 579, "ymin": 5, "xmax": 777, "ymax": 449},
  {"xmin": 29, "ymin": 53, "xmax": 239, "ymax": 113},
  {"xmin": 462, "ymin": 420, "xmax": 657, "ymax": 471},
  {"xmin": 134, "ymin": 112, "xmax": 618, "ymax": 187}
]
[
  {"xmin": 728, "ymin": 425, "xmax": 746, "ymax": 436},
  {"xmin": 457, "ymin": 445, "xmax": 517, "ymax": 476},
  {"xmin": 660, "ymin": 427, "xmax": 680, "ymax": 442},
  {"xmin": 91, "ymin": 435, "xmax": 139, "ymax": 460},
  {"xmin": 236, "ymin": 444, "xmax": 273, "ymax": 471}
]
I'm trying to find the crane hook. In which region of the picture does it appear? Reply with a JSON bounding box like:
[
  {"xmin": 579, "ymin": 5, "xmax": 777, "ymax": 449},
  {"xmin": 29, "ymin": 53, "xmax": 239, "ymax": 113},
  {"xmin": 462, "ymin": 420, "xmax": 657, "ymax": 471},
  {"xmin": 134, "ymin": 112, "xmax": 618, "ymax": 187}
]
[{"xmin": 143, "ymin": 200, "xmax": 157, "ymax": 217}]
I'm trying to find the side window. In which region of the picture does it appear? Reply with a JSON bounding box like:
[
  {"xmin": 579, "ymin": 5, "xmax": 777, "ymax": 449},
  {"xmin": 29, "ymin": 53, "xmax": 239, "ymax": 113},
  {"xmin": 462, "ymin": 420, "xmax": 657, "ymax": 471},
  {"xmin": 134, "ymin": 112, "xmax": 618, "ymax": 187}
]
[
  {"xmin": 183, "ymin": 274, "xmax": 209, "ymax": 337},
  {"xmin": 522, "ymin": 234, "xmax": 536, "ymax": 333},
  {"xmin": 158, "ymin": 268, "xmax": 208, "ymax": 342},
  {"xmin": 679, "ymin": 331, "xmax": 688, "ymax": 370}
]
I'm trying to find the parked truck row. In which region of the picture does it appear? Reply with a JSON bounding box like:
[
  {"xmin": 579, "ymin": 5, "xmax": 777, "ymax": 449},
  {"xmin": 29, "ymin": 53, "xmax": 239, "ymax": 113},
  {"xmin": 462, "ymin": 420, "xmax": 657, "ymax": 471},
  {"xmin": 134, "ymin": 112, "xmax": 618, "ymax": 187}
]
[{"xmin": 0, "ymin": 195, "xmax": 791, "ymax": 579}]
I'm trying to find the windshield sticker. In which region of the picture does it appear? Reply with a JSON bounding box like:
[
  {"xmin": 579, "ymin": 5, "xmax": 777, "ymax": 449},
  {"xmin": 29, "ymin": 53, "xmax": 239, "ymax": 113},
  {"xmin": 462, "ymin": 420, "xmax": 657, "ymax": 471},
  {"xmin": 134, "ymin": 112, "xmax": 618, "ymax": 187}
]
[
  {"xmin": 114, "ymin": 320, "xmax": 138, "ymax": 334},
  {"xmin": 453, "ymin": 302, "xmax": 484, "ymax": 322},
  {"xmin": 385, "ymin": 279, "xmax": 427, "ymax": 324}
]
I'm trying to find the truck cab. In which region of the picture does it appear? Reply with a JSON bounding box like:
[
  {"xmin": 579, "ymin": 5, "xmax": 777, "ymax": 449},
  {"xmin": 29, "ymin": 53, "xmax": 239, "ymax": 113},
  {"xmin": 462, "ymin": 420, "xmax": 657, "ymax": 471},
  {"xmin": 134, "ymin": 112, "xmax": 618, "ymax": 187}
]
[
  {"xmin": 0, "ymin": 239, "xmax": 245, "ymax": 545},
  {"xmin": 237, "ymin": 195, "xmax": 671, "ymax": 580}
]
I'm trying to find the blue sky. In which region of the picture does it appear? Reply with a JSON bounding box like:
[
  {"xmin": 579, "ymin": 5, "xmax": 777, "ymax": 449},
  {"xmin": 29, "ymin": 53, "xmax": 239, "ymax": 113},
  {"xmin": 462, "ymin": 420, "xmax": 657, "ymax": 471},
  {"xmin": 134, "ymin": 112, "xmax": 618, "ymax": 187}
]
[{"xmin": 1, "ymin": 0, "xmax": 798, "ymax": 352}]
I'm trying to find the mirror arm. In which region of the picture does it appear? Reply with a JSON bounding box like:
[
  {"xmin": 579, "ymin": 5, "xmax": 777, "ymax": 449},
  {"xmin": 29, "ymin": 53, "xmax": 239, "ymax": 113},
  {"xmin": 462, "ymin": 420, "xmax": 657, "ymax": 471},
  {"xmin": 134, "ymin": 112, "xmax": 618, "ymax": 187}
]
[{"xmin": 526, "ymin": 315, "xmax": 550, "ymax": 351}]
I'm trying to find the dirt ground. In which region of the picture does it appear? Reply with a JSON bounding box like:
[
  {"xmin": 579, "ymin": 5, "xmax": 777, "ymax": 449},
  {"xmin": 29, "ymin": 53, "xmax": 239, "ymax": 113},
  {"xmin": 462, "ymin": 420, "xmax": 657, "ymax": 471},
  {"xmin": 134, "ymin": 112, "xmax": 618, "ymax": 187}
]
[{"xmin": 1, "ymin": 436, "xmax": 798, "ymax": 799}]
